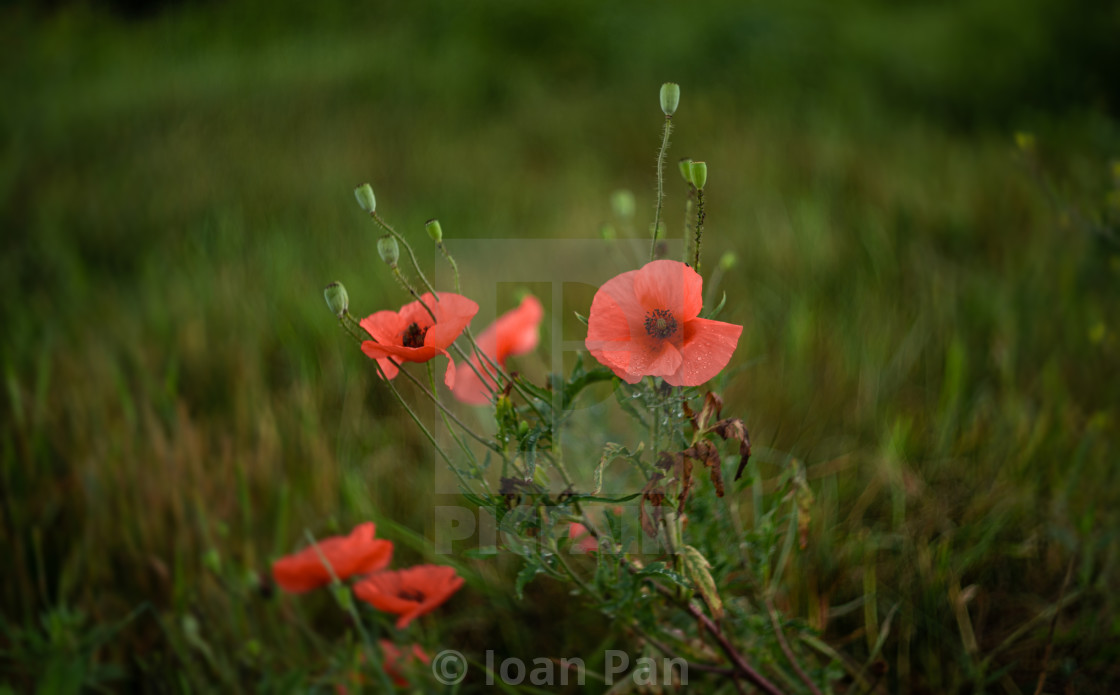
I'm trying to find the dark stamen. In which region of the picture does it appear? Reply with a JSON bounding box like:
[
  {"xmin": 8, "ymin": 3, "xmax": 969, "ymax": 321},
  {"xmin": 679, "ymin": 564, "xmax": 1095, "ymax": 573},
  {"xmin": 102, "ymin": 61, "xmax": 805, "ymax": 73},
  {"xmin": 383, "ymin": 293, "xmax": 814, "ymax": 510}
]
[
  {"xmin": 402, "ymin": 322, "xmax": 428, "ymax": 348},
  {"xmin": 644, "ymin": 308, "xmax": 678, "ymax": 339},
  {"xmin": 399, "ymin": 589, "xmax": 426, "ymax": 602}
]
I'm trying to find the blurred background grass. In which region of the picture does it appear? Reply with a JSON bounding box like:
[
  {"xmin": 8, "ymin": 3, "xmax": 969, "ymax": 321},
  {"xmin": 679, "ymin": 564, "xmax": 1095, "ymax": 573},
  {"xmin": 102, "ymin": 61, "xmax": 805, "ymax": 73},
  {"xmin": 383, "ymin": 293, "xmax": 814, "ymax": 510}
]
[{"xmin": 2, "ymin": 0, "xmax": 1119, "ymax": 691}]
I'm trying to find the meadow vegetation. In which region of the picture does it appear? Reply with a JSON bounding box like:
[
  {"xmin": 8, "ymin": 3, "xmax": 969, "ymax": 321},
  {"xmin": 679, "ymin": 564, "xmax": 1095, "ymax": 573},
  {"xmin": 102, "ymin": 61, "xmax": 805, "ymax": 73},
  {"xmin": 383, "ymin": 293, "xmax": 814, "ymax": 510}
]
[{"xmin": 1, "ymin": 0, "xmax": 1118, "ymax": 691}]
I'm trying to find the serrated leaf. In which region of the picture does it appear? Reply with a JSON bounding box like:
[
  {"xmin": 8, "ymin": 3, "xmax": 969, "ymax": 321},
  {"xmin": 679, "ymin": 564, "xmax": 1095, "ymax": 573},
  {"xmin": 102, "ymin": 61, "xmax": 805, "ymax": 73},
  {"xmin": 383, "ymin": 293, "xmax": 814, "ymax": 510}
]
[{"xmin": 593, "ymin": 442, "xmax": 644, "ymax": 496}]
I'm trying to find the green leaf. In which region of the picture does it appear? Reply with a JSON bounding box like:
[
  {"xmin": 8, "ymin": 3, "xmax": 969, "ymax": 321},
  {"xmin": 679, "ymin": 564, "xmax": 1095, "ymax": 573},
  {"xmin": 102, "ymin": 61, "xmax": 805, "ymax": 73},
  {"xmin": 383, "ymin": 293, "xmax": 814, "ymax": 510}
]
[
  {"xmin": 515, "ymin": 559, "xmax": 546, "ymax": 600},
  {"xmin": 682, "ymin": 545, "xmax": 724, "ymax": 619},
  {"xmin": 637, "ymin": 561, "xmax": 691, "ymax": 589},
  {"xmin": 519, "ymin": 426, "xmax": 545, "ymax": 480},
  {"xmin": 702, "ymin": 290, "xmax": 727, "ymax": 319},
  {"xmin": 561, "ymin": 365, "xmax": 616, "ymax": 411},
  {"xmin": 592, "ymin": 442, "xmax": 644, "ymax": 496},
  {"xmin": 613, "ymin": 382, "xmax": 649, "ymax": 427}
]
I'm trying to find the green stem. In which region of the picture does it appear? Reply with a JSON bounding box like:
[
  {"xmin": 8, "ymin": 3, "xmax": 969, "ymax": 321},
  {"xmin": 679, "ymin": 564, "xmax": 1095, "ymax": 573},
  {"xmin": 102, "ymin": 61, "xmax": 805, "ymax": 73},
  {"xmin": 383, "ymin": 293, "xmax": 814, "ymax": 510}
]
[
  {"xmin": 371, "ymin": 212, "xmax": 439, "ymax": 299},
  {"xmin": 692, "ymin": 188, "xmax": 706, "ymax": 273},
  {"xmin": 428, "ymin": 362, "xmax": 491, "ymax": 491},
  {"xmin": 337, "ymin": 315, "xmax": 485, "ymax": 490},
  {"xmin": 391, "ymin": 267, "xmax": 437, "ymax": 323},
  {"xmin": 682, "ymin": 188, "xmax": 695, "ymax": 263},
  {"xmin": 303, "ymin": 530, "xmax": 396, "ymax": 693},
  {"xmin": 437, "ymin": 241, "xmax": 461, "ymax": 294},
  {"xmin": 650, "ymin": 115, "xmax": 674, "ymax": 261}
]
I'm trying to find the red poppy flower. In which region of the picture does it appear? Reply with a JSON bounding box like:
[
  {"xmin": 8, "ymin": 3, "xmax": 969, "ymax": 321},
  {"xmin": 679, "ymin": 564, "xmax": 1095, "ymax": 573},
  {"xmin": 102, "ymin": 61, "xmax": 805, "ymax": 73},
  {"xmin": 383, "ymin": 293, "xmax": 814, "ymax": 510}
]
[
  {"xmin": 353, "ymin": 565, "xmax": 465, "ymax": 629},
  {"xmin": 360, "ymin": 293, "xmax": 479, "ymax": 388},
  {"xmin": 585, "ymin": 260, "xmax": 742, "ymax": 387},
  {"xmin": 452, "ymin": 294, "xmax": 544, "ymax": 404},
  {"xmin": 272, "ymin": 522, "xmax": 393, "ymax": 594},
  {"xmin": 568, "ymin": 522, "xmax": 599, "ymax": 553},
  {"xmin": 380, "ymin": 640, "xmax": 431, "ymax": 687},
  {"xmin": 335, "ymin": 642, "xmax": 431, "ymax": 693}
]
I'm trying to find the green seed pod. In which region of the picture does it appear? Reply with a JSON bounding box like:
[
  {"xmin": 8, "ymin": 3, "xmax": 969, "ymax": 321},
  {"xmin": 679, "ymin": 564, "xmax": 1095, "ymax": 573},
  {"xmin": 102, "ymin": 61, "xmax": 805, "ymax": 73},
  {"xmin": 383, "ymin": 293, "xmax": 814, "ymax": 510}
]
[
  {"xmin": 377, "ymin": 235, "xmax": 399, "ymax": 269},
  {"xmin": 610, "ymin": 189, "xmax": 636, "ymax": 220},
  {"xmin": 660, "ymin": 82, "xmax": 680, "ymax": 117},
  {"xmin": 689, "ymin": 161, "xmax": 708, "ymax": 190},
  {"xmin": 323, "ymin": 282, "xmax": 349, "ymax": 318},
  {"xmin": 354, "ymin": 183, "xmax": 376, "ymax": 214},
  {"xmin": 425, "ymin": 218, "xmax": 443, "ymax": 243},
  {"xmin": 678, "ymin": 157, "xmax": 694, "ymax": 185}
]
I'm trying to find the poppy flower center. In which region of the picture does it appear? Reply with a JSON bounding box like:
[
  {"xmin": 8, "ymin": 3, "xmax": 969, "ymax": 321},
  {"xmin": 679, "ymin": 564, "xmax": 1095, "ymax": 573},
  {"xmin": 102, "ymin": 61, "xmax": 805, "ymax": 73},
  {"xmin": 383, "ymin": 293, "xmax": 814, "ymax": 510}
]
[
  {"xmin": 644, "ymin": 308, "xmax": 678, "ymax": 340},
  {"xmin": 398, "ymin": 589, "xmax": 426, "ymax": 602},
  {"xmin": 402, "ymin": 322, "xmax": 428, "ymax": 348}
]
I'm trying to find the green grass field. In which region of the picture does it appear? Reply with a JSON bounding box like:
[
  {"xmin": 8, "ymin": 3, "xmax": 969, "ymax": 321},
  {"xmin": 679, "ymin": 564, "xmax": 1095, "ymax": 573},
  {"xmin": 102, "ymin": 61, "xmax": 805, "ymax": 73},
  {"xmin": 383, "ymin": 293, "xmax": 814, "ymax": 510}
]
[{"xmin": 2, "ymin": 0, "xmax": 1119, "ymax": 692}]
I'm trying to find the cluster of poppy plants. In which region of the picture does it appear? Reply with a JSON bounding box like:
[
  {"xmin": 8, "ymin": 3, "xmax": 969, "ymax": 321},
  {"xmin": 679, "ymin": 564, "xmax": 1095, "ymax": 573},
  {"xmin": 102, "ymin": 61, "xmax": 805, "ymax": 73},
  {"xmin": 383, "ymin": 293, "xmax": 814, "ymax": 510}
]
[
  {"xmin": 271, "ymin": 523, "xmax": 461, "ymax": 684},
  {"xmin": 355, "ymin": 257, "xmax": 739, "ymax": 393},
  {"xmin": 288, "ymin": 82, "xmax": 762, "ymax": 690}
]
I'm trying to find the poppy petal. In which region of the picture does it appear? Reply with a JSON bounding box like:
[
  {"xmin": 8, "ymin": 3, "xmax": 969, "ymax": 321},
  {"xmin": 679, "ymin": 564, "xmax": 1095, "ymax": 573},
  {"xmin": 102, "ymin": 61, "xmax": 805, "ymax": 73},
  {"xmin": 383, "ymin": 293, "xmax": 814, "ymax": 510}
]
[
  {"xmin": 360, "ymin": 310, "xmax": 409, "ymax": 346},
  {"xmin": 490, "ymin": 295, "xmax": 544, "ymax": 363},
  {"xmin": 586, "ymin": 272, "xmax": 644, "ymax": 382},
  {"xmin": 664, "ymin": 318, "xmax": 743, "ymax": 387},
  {"xmin": 361, "ymin": 341, "xmax": 440, "ymax": 366},
  {"xmin": 633, "ymin": 260, "xmax": 704, "ymax": 322},
  {"xmin": 451, "ymin": 357, "xmax": 500, "ymax": 405},
  {"xmin": 271, "ymin": 522, "xmax": 393, "ymax": 593},
  {"xmin": 423, "ymin": 293, "xmax": 480, "ymax": 349}
]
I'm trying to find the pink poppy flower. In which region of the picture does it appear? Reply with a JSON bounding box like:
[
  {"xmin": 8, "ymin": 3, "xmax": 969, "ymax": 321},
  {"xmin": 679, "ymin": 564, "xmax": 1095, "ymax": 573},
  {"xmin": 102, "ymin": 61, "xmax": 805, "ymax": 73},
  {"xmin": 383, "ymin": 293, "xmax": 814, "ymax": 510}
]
[
  {"xmin": 585, "ymin": 260, "xmax": 741, "ymax": 387},
  {"xmin": 452, "ymin": 295, "xmax": 544, "ymax": 404}
]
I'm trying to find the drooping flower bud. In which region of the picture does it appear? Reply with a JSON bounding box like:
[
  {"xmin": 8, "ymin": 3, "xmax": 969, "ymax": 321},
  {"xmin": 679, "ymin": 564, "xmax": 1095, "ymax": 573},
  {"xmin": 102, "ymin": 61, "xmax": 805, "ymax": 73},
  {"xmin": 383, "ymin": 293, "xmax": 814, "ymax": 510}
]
[
  {"xmin": 610, "ymin": 190, "xmax": 636, "ymax": 220},
  {"xmin": 689, "ymin": 161, "xmax": 708, "ymax": 190},
  {"xmin": 377, "ymin": 235, "xmax": 399, "ymax": 269},
  {"xmin": 678, "ymin": 157, "xmax": 694, "ymax": 185},
  {"xmin": 425, "ymin": 218, "xmax": 443, "ymax": 243},
  {"xmin": 323, "ymin": 281, "xmax": 349, "ymax": 318},
  {"xmin": 354, "ymin": 183, "xmax": 377, "ymax": 214},
  {"xmin": 660, "ymin": 82, "xmax": 680, "ymax": 117}
]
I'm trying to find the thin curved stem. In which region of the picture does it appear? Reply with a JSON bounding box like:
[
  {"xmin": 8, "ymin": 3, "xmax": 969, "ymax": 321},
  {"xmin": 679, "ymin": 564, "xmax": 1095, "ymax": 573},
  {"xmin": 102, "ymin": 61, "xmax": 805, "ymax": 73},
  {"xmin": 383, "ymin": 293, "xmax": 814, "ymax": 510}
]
[
  {"xmin": 371, "ymin": 212, "xmax": 439, "ymax": 299},
  {"xmin": 650, "ymin": 115, "xmax": 674, "ymax": 261}
]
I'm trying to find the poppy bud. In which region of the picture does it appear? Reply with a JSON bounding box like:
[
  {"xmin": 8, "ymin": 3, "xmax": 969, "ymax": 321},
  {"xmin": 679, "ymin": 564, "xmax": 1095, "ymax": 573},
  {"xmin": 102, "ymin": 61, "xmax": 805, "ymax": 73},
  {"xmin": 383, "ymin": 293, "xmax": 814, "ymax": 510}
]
[
  {"xmin": 425, "ymin": 218, "xmax": 443, "ymax": 243},
  {"xmin": 323, "ymin": 282, "xmax": 349, "ymax": 318},
  {"xmin": 719, "ymin": 251, "xmax": 737, "ymax": 271},
  {"xmin": 611, "ymin": 190, "xmax": 636, "ymax": 220},
  {"xmin": 689, "ymin": 161, "xmax": 708, "ymax": 191},
  {"xmin": 660, "ymin": 82, "xmax": 680, "ymax": 117},
  {"xmin": 678, "ymin": 157, "xmax": 694, "ymax": 185},
  {"xmin": 354, "ymin": 183, "xmax": 377, "ymax": 214},
  {"xmin": 377, "ymin": 235, "xmax": 399, "ymax": 269}
]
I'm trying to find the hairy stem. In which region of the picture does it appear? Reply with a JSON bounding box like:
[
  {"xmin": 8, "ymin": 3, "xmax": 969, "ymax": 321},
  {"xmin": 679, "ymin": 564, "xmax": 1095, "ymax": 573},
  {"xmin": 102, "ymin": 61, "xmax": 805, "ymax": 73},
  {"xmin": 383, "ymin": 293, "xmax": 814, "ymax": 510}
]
[{"xmin": 650, "ymin": 115, "xmax": 674, "ymax": 261}]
